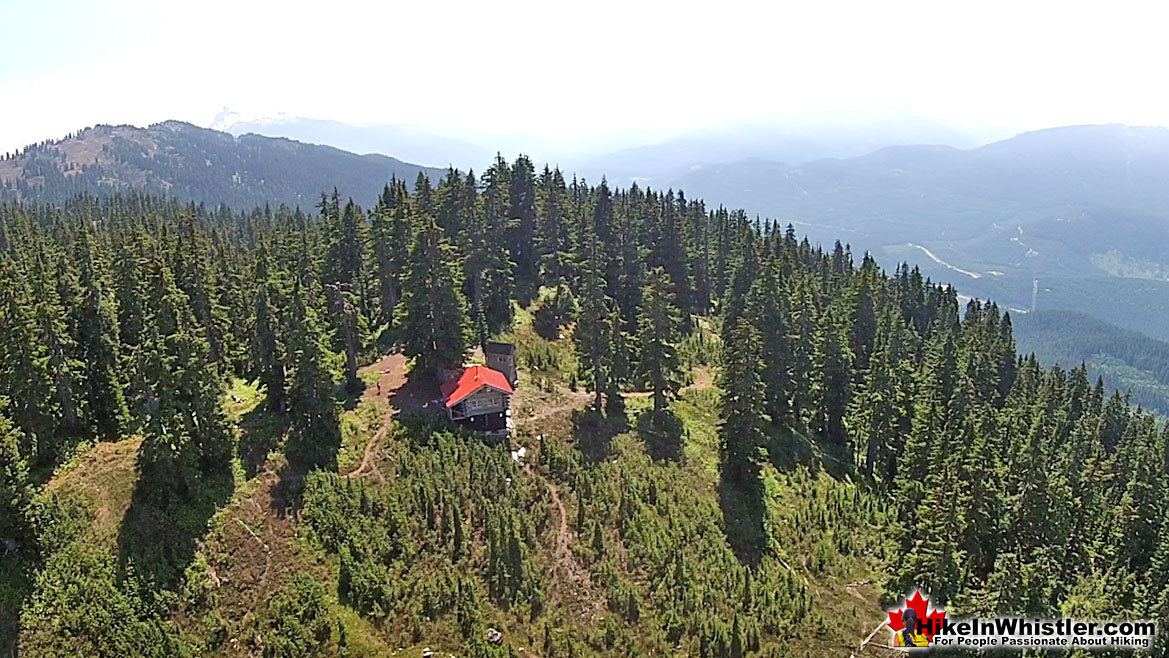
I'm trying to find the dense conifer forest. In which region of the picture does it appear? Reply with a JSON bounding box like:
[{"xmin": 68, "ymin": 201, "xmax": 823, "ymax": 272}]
[
  {"xmin": 1014, "ymin": 310, "xmax": 1169, "ymax": 416},
  {"xmin": 1, "ymin": 155, "xmax": 1167, "ymax": 657}
]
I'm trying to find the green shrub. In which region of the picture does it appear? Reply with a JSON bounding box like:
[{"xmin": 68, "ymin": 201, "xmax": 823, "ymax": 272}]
[{"xmin": 257, "ymin": 574, "xmax": 335, "ymax": 658}]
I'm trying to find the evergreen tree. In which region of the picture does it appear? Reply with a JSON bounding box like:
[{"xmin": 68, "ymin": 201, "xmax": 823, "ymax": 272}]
[
  {"xmin": 286, "ymin": 276, "xmax": 340, "ymax": 471},
  {"xmin": 747, "ymin": 260, "xmax": 792, "ymax": 427},
  {"xmin": 848, "ymin": 308, "xmax": 915, "ymax": 480},
  {"xmin": 636, "ymin": 267, "xmax": 683, "ymax": 414},
  {"xmin": 590, "ymin": 180, "xmax": 621, "ymax": 302},
  {"xmin": 508, "ymin": 155, "xmax": 538, "ymax": 282},
  {"xmin": 894, "ymin": 320, "xmax": 957, "ymax": 559},
  {"xmin": 812, "ymin": 307, "xmax": 851, "ymax": 446},
  {"xmin": 536, "ymin": 166, "xmax": 571, "ymax": 285},
  {"xmin": 114, "ymin": 226, "xmax": 151, "ymax": 353},
  {"xmin": 0, "ymin": 255, "xmax": 55, "ymax": 461},
  {"xmin": 413, "ymin": 173, "xmax": 434, "ymax": 218},
  {"xmin": 988, "ymin": 382, "xmax": 1068, "ymax": 614},
  {"xmin": 0, "ymin": 406, "xmax": 32, "ymax": 547},
  {"xmin": 327, "ymin": 283, "xmax": 363, "ymax": 394},
  {"xmin": 573, "ymin": 227, "xmax": 622, "ymax": 413},
  {"xmin": 369, "ymin": 179, "xmax": 411, "ymax": 329},
  {"xmin": 136, "ymin": 253, "xmax": 233, "ymax": 503},
  {"xmin": 1111, "ymin": 423, "xmax": 1161, "ymax": 576},
  {"xmin": 605, "ymin": 301, "xmax": 631, "ymax": 417},
  {"xmin": 478, "ymin": 160, "xmax": 517, "ymax": 336},
  {"xmin": 396, "ymin": 215, "xmax": 470, "ymax": 376},
  {"xmin": 74, "ymin": 223, "xmax": 129, "ymax": 437},
  {"xmin": 848, "ymin": 257, "xmax": 879, "ymax": 375},
  {"xmin": 252, "ymin": 242, "xmax": 286, "ymax": 411},
  {"xmin": 459, "ymin": 170, "xmax": 500, "ymax": 348},
  {"xmin": 174, "ymin": 214, "xmax": 228, "ymax": 373},
  {"xmin": 786, "ymin": 277, "xmax": 817, "ymax": 423},
  {"xmin": 29, "ymin": 245, "xmax": 83, "ymax": 453},
  {"xmin": 649, "ymin": 190, "xmax": 690, "ymax": 314},
  {"xmin": 720, "ymin": 319, "xmax": 766, "ymax": 485}
]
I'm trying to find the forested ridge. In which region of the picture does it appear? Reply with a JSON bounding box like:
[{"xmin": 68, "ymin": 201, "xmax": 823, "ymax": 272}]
[
  {"xmin": 1, "ymin": 154, "xmax": 1167, "ymax": 657},
  {"xmin": 0, "ymin": 122, "xmax": 442, "ymax": 209},
  {"xmin": 1014, "ymin": 310, "xmax": 1169, "ymax": 417}
]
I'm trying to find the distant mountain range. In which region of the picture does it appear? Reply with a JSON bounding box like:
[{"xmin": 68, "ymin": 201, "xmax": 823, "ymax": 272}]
[
  {"xmin": 211, "ymin": 110, "xmax": 496, "ymax": 169},
  {"xmin": 574, "ymin": 109, "xmax": 988, "ymax": 187},
  {"xmin": 209, "ymin": 107, "xmax": 995, "ymax": 182},
  {"xmin": 670, "ymin": 124, "xmax": 1169, "ymax": 341},
  {"xmin": 0, "ymin": 121, "xmax": 443, "ymax": 209}
]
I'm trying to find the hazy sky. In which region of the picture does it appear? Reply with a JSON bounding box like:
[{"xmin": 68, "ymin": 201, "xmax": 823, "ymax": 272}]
[{"xmin": 3, "ymin": 0, "xmax": 1169, "ymax": 153}]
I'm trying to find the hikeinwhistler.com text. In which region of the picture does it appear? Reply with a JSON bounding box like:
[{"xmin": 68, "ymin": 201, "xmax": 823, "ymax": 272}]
[{"xmin": 920, "ymin": 617, "xmax": 1157, "ymax": 650}]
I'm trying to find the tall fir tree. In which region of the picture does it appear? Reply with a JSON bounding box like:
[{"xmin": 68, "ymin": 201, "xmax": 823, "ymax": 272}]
[
  {"xmin": 719, "ymin": 318, "xmax": 766, "ymax": 485},
  {"xmin": 811, "ymin": 305, "xmax": 851, "ymax": 446},
  {"xmin": 73, "ymin": 222, "xmax": 129, "ymax": 437},
  {"xmin": 252, "ymin": 242, "xmax": 286, "ymax": 411},
  {"xmin": 0, "ymin": 405, "xmax": 33, "ymax": 547},
  {"xmin": 136, "ymin": 253, "xmax": 233, "ymax": 504},
  {"xmin": 574, "ymin": 245, "xmax": 619, "ymax": 413},
  {"xmin": 286, "ymin": 276, "xmax": 341, "ymax": 471},
  {"xmin": 0, "ymin": 255, "xmax": 55, "ymax": 461},
  {"xmin": 535, "ymin": 166, "xmax": 571, "ymax": 286},
  {"xmin": 748, "ymin": 259, "xmax": 792, "ymax": 427},
  {"xmin": 369, "ymin": 179, "xmax": 412, "ymax": 329},
  {"xmin": 508, "ymin": 155, "xmax": 538, "ymax": 282},
  {"xmin": 30, "ymin": 245, "xmax": 83, "ymax": 453},
  {"xmin": 396, "ymin": 215, "xmax": 470, "ymax": 376},
  {"xmin": 636, "ymin": 267, "xmax": 683, "ymax": 414}
]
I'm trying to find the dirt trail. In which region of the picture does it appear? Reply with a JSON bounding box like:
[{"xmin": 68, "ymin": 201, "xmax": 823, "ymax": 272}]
[
  {"xmin": 544, "ymin": 480, "xmax": 597, "ymax": 617},
  {"xmin": 520, "ymin": 390, "xmax": 593, "ymax": 424},
  {"xmin": 347, "ymin": 408, "xmax": 390, "ymax": 484},
  {"xmin": 346, "ymin": 353, "xmax": 414, "ymax": 483},
  {"xmin": 360, "ymin": 353, "xmax": 408, "ymax": 403},
  {"xmin": 513, "ymin": 364, "xmax": 713, "ymax": 434},
  {"xmin": 548, "ymin": 483, "xmax": 573, "ymax": 559}
]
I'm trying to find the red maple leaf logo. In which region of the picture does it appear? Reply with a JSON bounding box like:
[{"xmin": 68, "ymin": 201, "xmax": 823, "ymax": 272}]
[{"xmin": 887, "ymin": 590, "xmax": 947, "ymax": 641}]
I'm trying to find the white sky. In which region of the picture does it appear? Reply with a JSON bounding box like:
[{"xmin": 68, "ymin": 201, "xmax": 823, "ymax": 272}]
[{"xmin": 3, "ymin": 0, "xmax": 1169, "ymax": 154}]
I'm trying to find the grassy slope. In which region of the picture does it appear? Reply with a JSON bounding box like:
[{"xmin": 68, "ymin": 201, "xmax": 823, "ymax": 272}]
[
  {"xmin": 20, "ymin": 379, "xmax": 392, "ymax": 656},
  {"xmin": 20, "ymin": 303, "xmax": 895, "ymax": 657}
]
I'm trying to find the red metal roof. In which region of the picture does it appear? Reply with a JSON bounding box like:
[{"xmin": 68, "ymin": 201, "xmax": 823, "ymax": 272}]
[{"xmin": 441, "ymin": 365, "xmax": 514, "ymax": 408}]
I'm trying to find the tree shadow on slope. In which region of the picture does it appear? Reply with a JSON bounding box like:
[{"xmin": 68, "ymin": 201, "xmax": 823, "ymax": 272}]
[
  {"xmin": 117, "ymin": 459, "xmax": 234, "ymax": 590},
  {"xmin": 0, "ymin": 558, "xmax": 33, "ymax": 658},
  {"xmin": 765, "ymin": 426, "xmax": 853, "ymax": 480},
  {"xmin": 514, "ymin": 278, "xmax": 541, "ymax": 310},
  {"xmin": 572, "ymin": 408, "xmax": 627, "ymax": 465},
  {"xmin": 238, "ymin": 406, "xmax": 290, "ymax": 479},
  {"xmin": 636, "ymin": 409, "xmax": 685, "ymax": 463},
  {"xmin": 387, "ymin": 368, "xmax": 441, "ymax": 416},
  {"xmin": 276, "ymin": 411, "xmax": 343, "ymax": 512},
  {"xmin": 719, "ymin": 473, "xmax": 766, "ymax": 568}
]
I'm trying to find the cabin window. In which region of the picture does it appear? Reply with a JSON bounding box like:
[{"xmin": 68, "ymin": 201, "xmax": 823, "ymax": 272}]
[{"xmin": 460, "ymin": 391, "xmax": 506, "ymax": 413}]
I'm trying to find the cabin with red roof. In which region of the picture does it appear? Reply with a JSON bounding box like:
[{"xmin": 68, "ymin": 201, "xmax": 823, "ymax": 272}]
[{"xmin": 440, "ymin": 365, "xmax": 514, "ymax": 431}]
